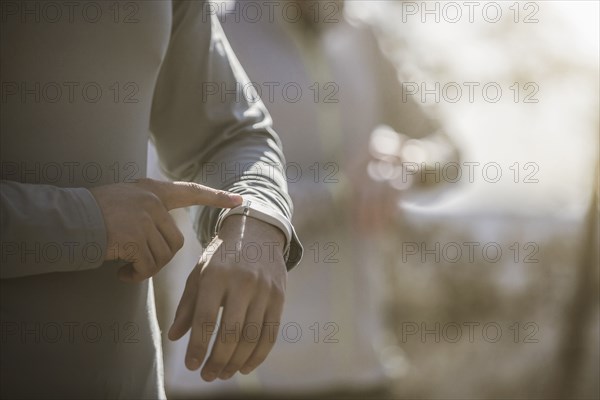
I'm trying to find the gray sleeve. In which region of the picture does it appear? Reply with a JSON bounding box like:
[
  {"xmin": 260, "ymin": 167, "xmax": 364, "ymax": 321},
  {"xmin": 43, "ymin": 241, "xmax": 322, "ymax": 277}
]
[
  {"xmin": 0, "ymin": 180, "xmax": 107, "ymax": 279},
  {"xmin": 149, "ymin": 1, "xmax": 302, "ymax": 269}
]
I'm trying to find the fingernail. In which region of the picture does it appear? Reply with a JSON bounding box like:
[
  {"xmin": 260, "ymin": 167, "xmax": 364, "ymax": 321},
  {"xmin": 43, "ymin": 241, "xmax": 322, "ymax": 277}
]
[
  {"xmin": 240, "ymin": 367, "xmax": 252, "ymax": 375},
  {"xmin": 229, "ymin": 194, "xmax": 243, "ymax": 203},
  {"xmin": 203, "ymin": 371, "xmax": 217, "ymax": 381},
  {"xmin": 219, "ymin": 371, "xmax": 233, "ymax": 380},
  {"xmin": 187, "ymin": 358, "xmax": 201, "ymax": 371}
]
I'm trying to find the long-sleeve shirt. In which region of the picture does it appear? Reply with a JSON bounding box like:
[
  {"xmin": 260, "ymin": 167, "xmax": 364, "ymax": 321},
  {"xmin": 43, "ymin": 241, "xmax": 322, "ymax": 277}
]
[
  {"xmin": 163, "ymin": 10, "xmax": 449, "ymax": 395},
  {"xmin": 0, "ymin": 1, "xmax": 301, "ymax": 398}
]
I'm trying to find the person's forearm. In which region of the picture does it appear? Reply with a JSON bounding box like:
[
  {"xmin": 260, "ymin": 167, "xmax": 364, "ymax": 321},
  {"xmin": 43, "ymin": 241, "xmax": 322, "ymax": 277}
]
[
  {"xmin": 0, "ymin": 180, "xmax": 107, "ymax": 278},
  {"xmin": 219, "ymin": 214, "xmax": 287, "ymax": 258},
  {"xmin": 149, "ymin": 7, "xmax": 302, "ymax": 269}
]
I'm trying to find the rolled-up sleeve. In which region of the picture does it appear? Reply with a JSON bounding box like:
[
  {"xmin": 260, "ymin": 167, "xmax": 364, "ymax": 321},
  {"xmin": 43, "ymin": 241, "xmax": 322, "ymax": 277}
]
[{"xmin": 150, "ymin": 1, "xmax": 302, "ymax": 269}]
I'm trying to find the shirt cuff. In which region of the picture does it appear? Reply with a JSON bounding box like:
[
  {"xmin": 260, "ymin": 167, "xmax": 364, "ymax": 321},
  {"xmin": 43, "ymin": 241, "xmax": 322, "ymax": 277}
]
[
  {"xmin": 214, "ymin": 198, "xmax": 303, "ymax": 270},
  {"xmin": 71, "ymin": 188, "xmax": 108, "ymax": 271}
]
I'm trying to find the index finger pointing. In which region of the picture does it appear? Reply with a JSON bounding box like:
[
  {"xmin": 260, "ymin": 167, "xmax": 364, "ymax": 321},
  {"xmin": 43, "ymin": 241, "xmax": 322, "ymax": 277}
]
[{"xmin": 145, "ymin": 180, "xmax": 243, "ymax": 210}]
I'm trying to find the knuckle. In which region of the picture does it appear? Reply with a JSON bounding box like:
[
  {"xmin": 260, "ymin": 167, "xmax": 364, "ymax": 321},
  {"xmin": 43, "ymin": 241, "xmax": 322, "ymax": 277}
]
[
  {"xmin": 179, "ymin": 181, "xmax": 196, "ymax": 190},
  {"xmin": 271, "ymin": 285, "xmax": 285, "ymax": 302},
  {"xmin": 255, "ymin": 277, "xmax": 271, "ymax": 291},
  {"xmin": 238, "ymin": 268, "xmax": 259, "ymax": 285},
  {"xmin": 216, "ymin": 190, "xmax": 232, "ymax": 202}
]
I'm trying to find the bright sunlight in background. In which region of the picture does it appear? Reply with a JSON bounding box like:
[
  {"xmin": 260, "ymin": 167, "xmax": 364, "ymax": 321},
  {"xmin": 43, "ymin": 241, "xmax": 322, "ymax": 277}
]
[{"xmin": 347, "ymin": 0, "xmax": 599, "ymax": 218}]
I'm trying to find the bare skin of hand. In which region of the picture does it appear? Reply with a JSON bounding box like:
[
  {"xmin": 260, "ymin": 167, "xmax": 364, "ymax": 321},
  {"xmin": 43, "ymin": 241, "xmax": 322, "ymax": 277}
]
[
  {"xmin": 90, "ymin": 178, "xmax": 243, "ymax": 282},
  {"xmin": 168, "ymin": 215, "xmax": 287, "ymax": 382}
]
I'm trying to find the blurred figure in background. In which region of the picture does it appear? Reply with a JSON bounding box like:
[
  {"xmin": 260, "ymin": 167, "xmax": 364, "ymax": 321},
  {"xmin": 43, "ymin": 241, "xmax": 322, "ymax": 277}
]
[{"xmin": 152, "ymin": 0, "xmax": 458, "ymax": 398}]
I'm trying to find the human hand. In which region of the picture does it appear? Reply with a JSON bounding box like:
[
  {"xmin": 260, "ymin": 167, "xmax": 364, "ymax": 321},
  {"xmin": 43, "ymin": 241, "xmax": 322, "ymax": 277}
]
[
  {"xmin": 90, "ymin": 178, "xmax": 242, "ymax": 282},
  {"xmin": 168, "ymin": 215, "xmax": 287, "ymax": 381}
]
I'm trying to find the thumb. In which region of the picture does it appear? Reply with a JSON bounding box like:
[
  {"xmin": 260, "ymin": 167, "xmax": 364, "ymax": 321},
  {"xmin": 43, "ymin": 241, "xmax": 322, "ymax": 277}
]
[{"xmin": 139, "ymin": 179, "xmax": 243, "ymax": 210}]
